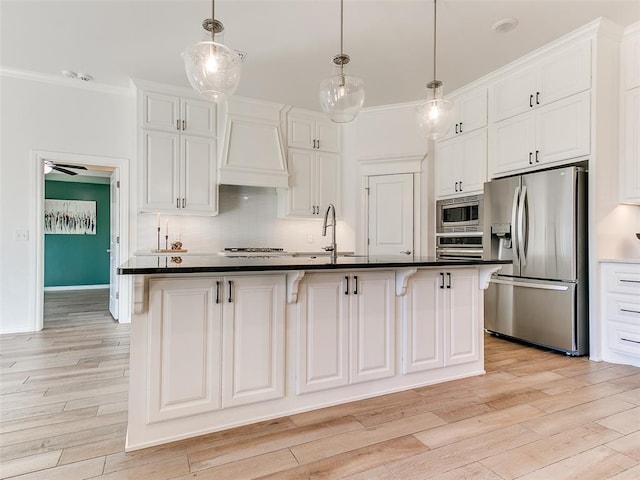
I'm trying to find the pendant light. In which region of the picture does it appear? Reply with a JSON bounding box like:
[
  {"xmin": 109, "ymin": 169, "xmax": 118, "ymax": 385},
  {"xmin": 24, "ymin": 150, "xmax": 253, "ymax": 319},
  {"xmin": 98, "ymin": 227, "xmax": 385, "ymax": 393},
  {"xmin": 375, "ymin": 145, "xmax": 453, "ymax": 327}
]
[
  {"xmin": 416, "ymin": 0, "xmax": 453, "ymax": 140},
  {"xmin": 182, "ymin": 0, "xmax": 241, "ymax": 102},
  {"xmin": 319, "ymin": 0, "xmax": 365, "ymax": 123}
]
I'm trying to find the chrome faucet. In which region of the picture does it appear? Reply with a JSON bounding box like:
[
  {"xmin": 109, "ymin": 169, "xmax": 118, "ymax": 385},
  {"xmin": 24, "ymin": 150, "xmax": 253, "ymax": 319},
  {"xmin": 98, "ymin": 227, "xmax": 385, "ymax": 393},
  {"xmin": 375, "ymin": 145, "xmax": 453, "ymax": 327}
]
[{"xmin": 322, "ymin": 203, "xmax": 337, "ymax": 261}]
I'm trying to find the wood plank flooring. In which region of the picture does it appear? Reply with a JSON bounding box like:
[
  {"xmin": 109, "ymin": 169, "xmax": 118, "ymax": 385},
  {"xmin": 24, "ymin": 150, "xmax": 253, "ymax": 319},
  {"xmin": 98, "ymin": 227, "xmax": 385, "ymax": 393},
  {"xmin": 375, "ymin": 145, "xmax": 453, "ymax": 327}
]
[{"xmin": 1, "ymin": 289, "xmax": 639, "ymax": 479}]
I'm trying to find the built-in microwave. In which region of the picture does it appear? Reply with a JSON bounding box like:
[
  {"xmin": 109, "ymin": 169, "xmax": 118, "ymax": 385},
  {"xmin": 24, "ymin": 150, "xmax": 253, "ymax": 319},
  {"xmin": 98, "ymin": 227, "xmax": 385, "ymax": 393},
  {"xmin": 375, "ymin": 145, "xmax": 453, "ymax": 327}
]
[{"xmin": 436, "ymin": 194, "xmax": 483, "ymax": 233}]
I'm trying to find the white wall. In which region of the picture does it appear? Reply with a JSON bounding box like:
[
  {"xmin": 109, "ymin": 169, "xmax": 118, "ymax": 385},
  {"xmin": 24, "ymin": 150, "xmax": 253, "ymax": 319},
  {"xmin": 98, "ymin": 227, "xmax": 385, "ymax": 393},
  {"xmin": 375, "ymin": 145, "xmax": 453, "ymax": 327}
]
[{"xmin": 0, "ymin": 74, "xmax": 136, "ymax": 333}]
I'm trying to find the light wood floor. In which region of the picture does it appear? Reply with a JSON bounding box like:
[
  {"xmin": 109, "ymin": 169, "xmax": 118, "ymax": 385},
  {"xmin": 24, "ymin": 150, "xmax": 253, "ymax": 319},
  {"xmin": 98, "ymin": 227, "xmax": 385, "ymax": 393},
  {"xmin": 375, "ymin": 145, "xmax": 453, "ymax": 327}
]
[{"xmin": 1, "ymin": 290, "xmax": 639, "ymax": 479}]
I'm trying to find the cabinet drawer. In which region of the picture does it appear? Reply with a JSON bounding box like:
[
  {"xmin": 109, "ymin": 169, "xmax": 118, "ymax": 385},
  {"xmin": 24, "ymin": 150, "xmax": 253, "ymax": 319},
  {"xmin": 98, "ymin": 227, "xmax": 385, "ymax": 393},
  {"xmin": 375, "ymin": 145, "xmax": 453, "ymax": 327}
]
[
  {"xmin": 607, "ymin": 322, "xmax": 640, "ymax": 357},
  {"xmin": 606, "ymin": 293, "xmax": 640, "ymax": 326},
  {"xmin": 604, "ymin": 264, "xmax": 640, "ymax": 294}
]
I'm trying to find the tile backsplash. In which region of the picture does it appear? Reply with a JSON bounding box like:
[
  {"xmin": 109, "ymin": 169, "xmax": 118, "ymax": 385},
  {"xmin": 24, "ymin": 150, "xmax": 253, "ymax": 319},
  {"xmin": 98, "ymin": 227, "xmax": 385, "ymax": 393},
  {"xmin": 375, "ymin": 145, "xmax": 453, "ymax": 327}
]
[{"xmin": 137, "ymin": 185, "xmax": 355, "ymax": 253}]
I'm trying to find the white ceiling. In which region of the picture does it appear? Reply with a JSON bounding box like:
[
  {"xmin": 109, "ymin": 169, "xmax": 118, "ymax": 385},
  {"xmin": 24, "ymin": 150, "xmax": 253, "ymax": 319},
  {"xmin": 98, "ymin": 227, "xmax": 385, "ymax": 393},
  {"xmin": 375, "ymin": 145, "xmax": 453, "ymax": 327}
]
[{"xmin": 2, "ymin": 1, "xmax": 639, "ymax": 110}]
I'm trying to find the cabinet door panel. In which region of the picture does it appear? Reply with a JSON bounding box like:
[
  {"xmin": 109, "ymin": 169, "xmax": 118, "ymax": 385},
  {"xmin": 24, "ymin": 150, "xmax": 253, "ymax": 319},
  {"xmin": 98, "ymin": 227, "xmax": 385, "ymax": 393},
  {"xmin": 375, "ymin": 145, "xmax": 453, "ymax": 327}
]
[
  {"xmin": 142, "ymin": 131, "xmax": 180, "ymax": 211},
  {"xmin": 316, "ymin": 152, "xmax": 340, "ymax": 214},
  {"xmin": 287, "ymin": 148, "xmax": 315, "ymax": 216},
  {"xmin": 316, "ymin": 121, "xmax": 341, "ymax": 152},
  {"xmin": 625, "ymin": 35, "xmax": 640, "ymax": 90},
  {"xmin": 182, "ymin": 98, "xmax": 216, "ymax": 137},
  {"xmin": 622, "ymin": 88, "xmax": 640, "ymax": 203},
  {"xmin": 296, "ymin": 274, "xmax": 349, "ymax": 394},
  {"xmin": 402, "ymin": 270, "xmax": 443, "ymax": 374},
  {"xmin": 536, "ymin": 91, "xmax": 590, "ymax": 165},
  {"xmin": 288, "ymin": 116, "xmax": 314, "ymax": 149},
  {"xmin": 435, "ymin": 138, "xmax": 460, "ymax": 198},
  {"xmin": 539, "ymin": 40, "xmax": 591, "ymax": 106},
  {"xmin": 182, "ymin": 135, "xmax": 218, "ymax": 214},
  {"xmin": 492, "ymin": 67, "xmax": 537, "ymax": 122},
  {"xmin": 143, "ymin": 91, "xmax": 180, "ymax": 132},
  {"xmin": 445, "ymin": 269, "xmax": 479, "ymax": 365},
  {"xmin": 459, "ymin": 89, "xmax": 488, "ymax": 134},
  {"xmin": 147, "ymin": 278, "xmax": 222, "ymax": 423},
  {"xmin": 460, "ymin": 129, "xmax": 487, "ymax": 195},
  {"xmin": 222, "ymin": 275, "xmax": 285, "ymax": 407},
  {"xmin": 350, "ymin": 271, "xmax": 395, "ymax": 383},
  {"xmin": 368, "ymin": 174, "xmax": 414, "ymax": 256},
  {"xmin": 489, "ymin": 113, "xmax": 536, "ymax": 177}
]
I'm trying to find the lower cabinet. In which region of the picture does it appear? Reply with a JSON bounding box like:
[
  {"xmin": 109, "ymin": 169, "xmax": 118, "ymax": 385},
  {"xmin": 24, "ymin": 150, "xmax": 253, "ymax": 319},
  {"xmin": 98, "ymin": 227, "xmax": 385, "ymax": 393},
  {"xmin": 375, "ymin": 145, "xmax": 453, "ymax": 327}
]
[
  {"xmin": 402, "ymin": 269, "xmax": 479, "ymax": 374},
  {"xmin": 296, "ymin": 271, "xmax": 395, "ymax": 394},
  {"xmin": 147, "ymin": 274, "xmax": 285, "ymax": 422}
]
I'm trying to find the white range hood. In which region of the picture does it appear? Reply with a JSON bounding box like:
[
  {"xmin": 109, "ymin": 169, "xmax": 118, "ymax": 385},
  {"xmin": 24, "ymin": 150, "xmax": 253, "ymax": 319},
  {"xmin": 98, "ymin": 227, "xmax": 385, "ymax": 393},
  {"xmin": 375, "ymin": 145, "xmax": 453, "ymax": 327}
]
[{"xmin": 219, "ymin": 96, "xmax": 289, "ymax": 189}]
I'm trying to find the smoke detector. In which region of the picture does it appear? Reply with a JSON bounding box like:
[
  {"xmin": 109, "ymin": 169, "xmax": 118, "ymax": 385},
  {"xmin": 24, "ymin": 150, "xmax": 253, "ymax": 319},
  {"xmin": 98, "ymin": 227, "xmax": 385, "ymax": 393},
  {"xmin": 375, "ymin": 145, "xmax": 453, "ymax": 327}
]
[{"xmin": 61, "ymin": 70, "xmax": 93, "ymax": 81}]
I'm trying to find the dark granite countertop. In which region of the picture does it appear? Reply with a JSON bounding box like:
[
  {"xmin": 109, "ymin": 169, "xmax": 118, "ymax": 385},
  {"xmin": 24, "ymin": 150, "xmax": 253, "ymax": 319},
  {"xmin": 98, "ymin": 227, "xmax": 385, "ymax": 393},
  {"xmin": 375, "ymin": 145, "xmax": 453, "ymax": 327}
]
[{"xmin": 118, "ymin": 255, "xmax": 511, "ymax": 275}]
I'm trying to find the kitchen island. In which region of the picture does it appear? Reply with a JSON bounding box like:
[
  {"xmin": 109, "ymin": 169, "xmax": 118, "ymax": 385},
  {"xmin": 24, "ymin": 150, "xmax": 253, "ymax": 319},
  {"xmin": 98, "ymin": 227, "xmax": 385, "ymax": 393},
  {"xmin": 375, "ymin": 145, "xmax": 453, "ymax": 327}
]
[{"xmin": 118, "ymin": 255, "xmax": 508, "ymax": 450}]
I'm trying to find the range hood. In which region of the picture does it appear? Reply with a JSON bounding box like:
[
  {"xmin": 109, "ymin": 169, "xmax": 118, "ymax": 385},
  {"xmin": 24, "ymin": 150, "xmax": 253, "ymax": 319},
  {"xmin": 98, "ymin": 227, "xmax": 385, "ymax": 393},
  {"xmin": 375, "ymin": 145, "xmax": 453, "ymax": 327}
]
[{"xmin": 219, "ymin": 97, "xmax": 289, "ymax": 189}]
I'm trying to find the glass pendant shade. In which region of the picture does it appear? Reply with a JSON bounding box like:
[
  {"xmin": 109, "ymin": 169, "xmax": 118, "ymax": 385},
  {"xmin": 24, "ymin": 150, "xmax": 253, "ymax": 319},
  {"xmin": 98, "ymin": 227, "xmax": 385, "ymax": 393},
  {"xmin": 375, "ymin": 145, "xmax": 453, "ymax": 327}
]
[
  {"xmin": 319, "ymin": 73, "xmax": 365, "ymax": 123},
  {"xmin": 183, "ymin": 40, "xmax": 241, "ymax": 102},
  {"xmin": 415, "ymin": 83, "xmax": 454, "ymax": 140}
]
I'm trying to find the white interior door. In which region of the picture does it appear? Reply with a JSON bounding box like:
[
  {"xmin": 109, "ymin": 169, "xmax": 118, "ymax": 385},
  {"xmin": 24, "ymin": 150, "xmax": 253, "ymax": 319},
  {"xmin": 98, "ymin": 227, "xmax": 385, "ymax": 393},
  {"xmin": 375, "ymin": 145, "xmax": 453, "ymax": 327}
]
[
  {"xmin": 367, "ymin": 174, "xmax": 414, "ymax": 256},
  {"xmin": 109, "ymin": 172, "xmax": 119, "ymax": 319}
]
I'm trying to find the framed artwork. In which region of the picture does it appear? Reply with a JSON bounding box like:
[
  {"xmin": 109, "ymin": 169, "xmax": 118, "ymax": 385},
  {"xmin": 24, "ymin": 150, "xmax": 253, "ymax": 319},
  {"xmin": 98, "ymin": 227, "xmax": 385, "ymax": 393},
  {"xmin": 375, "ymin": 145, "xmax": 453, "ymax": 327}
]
[{"xmin": 44, "ymin": 199, "xmax": 96, "ymax": 235}]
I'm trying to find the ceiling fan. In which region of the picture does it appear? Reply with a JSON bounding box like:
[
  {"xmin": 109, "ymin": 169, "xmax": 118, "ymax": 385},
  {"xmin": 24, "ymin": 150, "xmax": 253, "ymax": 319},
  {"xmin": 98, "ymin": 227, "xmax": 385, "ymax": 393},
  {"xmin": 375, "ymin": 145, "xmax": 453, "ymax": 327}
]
[{"xmin": 44, "ymin": 160, "xmax": 87, "ymax": 176}]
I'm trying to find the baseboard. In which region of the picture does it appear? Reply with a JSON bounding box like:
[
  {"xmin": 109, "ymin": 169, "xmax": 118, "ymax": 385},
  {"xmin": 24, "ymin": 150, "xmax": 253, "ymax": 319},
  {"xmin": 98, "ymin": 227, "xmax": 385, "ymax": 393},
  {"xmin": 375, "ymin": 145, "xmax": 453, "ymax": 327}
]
[{"xmin": 44, "ymin": 284, "xmax": 110, "ymax": 292}]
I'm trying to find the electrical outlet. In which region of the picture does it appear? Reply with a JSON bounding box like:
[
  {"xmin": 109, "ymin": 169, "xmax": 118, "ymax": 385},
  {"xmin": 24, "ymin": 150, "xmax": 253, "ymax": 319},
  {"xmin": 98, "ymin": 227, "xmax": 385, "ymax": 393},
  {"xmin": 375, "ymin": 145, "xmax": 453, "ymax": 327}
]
[
  {"xmin": 15, "ymin": 229, "xmax": 29, "ymax": 241},
  {"xmin": 307, "ymin": 234, "xmax": 313, "ymax": 243}
]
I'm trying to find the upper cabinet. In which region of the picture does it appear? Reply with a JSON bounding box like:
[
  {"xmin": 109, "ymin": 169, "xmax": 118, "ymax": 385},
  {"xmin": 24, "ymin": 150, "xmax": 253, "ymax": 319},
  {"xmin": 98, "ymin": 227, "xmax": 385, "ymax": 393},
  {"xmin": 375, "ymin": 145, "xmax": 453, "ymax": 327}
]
[
  {"xmin": 491, "ymin": 40, "xmax": 591, "ymax": 123},
  {"xmin": 621, "ymin": 27, "xmax": 640, "ymax": 204},
  {"xmin": 280, "ymin": 108, "xmax": 342, "ymax": 218},
  {"xmin": 624, "ymin": 31, "xmax": 640, "ymax": 90},
  {"xmin": 435, "ymin": 87, "xmax": 488, "ymax": 199},
  {"xmin": 287, "ymin": 109, "xmax": 341, "ymax": 153},
  {"xmin": 138, "ymin": 86, "xmax": 218, "ymax": 215},
  {"xmin": 142, "ymin": 91, "xmax": 216, "ymax": 137},
  {"xmin": 441, "ymin": 88, "xmax": 488, "ymax": 140}
]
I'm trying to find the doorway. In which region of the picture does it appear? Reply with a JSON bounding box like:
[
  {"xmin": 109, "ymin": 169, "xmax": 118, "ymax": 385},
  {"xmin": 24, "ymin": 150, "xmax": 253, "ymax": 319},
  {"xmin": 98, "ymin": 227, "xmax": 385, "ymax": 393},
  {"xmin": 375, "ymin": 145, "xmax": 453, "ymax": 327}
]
[
  {"xmin": 366, "ymin": 173, "xmax": 415, "ymax": 256},
  {"xmin": 34, "ymin": 150, "xmax": 131, "ymax": 331}
]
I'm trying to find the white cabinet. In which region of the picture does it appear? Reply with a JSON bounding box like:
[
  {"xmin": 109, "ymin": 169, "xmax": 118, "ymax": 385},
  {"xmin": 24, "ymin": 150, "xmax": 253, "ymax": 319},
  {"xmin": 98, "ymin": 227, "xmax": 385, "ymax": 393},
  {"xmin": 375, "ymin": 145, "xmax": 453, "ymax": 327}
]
[
  {"xmin": 139, "ymin": 88, "xmax": 218, "ymax": 215},
  {"xmin": 402, "ymin": 269, "xmax": 479, "ymax": 373},
  {"xmin": 295, "ymin": 271, "xmax": 395, "ymax": 394},
  {"xmin": 489, "ymin": 91, "xmax": 590, "ymax": 178},
  {"xmin": 142, "ymin": 90, "xmax": 216, "ymax": 137},
  {"xmin": 620, "ymin": 29, "xmax": 640, "ymax": 204},
  {"xmin": 147, "ymin": 274, "xmax": 285, "ymax": 422},
  {"xmin": 601, "ymin": 262, "xmax": 640, "ymax": 367},
  {"xmin": 142, "ymin": 131, "xmax": 217, "ymax": 214},
  {"xmin": 491, "ymin": 40, "xmax": 591, "ymax": 122},
  {"xmin": 222, "ymin": 275, "xmax": 286, "ymax": 407},
  {"xmin": 287, "ymin": 110, "xmax": 341, "ymax": 153},
  {"xmin": 442, "ymin": 88, "xmax": 488, "ymax": 140},
  {"xmin": 436, "ymin": 129, "xmax": 487, "ymax": 198},
  {"xmin": 283, "ymin": 148, "xmax": 340, "ymax": 217},
  {"xmin": 147, "ymin": 278, "xmax": 222, "ymax": 423}
]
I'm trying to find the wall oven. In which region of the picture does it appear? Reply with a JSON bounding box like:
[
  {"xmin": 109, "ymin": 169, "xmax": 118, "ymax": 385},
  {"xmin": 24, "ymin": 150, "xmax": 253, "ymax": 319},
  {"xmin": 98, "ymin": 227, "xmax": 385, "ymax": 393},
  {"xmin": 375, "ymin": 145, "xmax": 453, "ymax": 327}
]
[{"xmin": 436, "ymin": 194, "xmax": 483, "ymax": 259}]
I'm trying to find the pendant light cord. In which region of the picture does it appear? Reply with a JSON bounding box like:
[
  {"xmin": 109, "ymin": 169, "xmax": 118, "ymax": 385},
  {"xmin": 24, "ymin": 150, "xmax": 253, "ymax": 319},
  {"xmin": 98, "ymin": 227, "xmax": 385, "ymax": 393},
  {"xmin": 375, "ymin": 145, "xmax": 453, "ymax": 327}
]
[
  {"xmin": 340, "ymin": 0, "xmax": 344, "ymax": 78},
  {"xmin": 212, "ymin": 0, "xmax": 215, "ymax": 41},
  {"xmin": 433, "ymin": 0, "xmax": 437, "ymax": 81}
]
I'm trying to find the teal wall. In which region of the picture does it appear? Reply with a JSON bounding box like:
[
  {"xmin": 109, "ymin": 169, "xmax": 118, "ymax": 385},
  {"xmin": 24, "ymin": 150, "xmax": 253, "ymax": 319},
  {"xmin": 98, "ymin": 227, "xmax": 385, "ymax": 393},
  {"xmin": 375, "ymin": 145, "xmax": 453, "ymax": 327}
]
[{"xmin": 45, "ymin": 180, "xmax": 110, "ymax": 287}]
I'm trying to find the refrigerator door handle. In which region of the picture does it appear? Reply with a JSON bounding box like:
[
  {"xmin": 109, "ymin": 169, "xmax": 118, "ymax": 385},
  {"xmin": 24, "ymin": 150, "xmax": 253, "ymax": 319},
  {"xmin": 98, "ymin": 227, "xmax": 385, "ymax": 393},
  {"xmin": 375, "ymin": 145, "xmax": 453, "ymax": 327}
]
[
  {"xmin": 511, "ymin": 186, "xmax": 521, "ymax": 264},
  {"xmin": 489, "ymin": 278, "xmax": 569, "ymax": 291},
  {"xmin": 518, "ymin": 185, "xmax": 528, "ymax": 267}
]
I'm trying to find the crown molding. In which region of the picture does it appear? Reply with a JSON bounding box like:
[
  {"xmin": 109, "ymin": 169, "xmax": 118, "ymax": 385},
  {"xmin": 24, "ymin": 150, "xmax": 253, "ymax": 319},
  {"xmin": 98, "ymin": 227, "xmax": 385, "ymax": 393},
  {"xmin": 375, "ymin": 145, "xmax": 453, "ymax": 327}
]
[{"xmin": 0, "ymin": 66, "xmax": 134, "ymax": 97}]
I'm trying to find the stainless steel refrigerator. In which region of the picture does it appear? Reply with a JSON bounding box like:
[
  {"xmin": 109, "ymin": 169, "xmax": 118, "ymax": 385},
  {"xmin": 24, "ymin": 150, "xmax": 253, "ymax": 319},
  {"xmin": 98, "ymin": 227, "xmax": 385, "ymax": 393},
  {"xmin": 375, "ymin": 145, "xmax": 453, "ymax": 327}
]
[{"xmin": 483, "ymin": 165, "xmax": 588, "ymax": 355}]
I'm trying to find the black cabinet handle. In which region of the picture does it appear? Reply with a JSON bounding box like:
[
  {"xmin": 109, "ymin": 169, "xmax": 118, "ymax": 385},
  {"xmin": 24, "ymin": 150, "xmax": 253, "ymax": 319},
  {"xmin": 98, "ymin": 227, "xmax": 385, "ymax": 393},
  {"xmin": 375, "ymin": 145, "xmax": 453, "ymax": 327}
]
[
  {"xmin": 176, "ymin": 120, "xmax": 181, "ymax": 131},
  {"xmin": 446, "ymin": 272, "xmax": 451, "ymax": 289},
  {"xmin": 228, "ymin": 280, "xmax": 233, "ymax": 303},
  {"xmin": 536, "ymin": 92, "xmax": 540, "ymax": 105},
  {"xmin": 182, "ymin": 120, "xmax": 186, "ymax": 131},
  {"xmin": 344, "ymin": 276, "xmax": 349, "ymax": 295},
  {"xmin": 440, "ymin": 272, "xmax": 445, "ymax": 289},
  {"xmin": 459, "ymin": 122, "xmax": 463, "ymax": 133},
  {"xmin": 353, "ymin": 276, "xmax": 358, "ymax": 295},
  {"xmin": 535, "ymin": 150, "xmax": 539, "ymax": 163},
  {"xmin": 529, "ymin": 152, "xmax": 533, "ymax": 165},
  {"xmin": 317, "ymin": 139, "xmax": 320, "ymax": 149},
  {"xmin": 182, "ymin": 198, "xmax": 185, "ymax": 208},
  {"xmin": 455, "ymin": 123, "xmax": 459, "ymax": 134},
  {"xmin": 455, "ymin": 181, "xmax": 459, "ymax": 192},
  {"xmin": 176, "ymin": 198, "xmax": 180, "ymax": 208},
  {"xmin": 216, "ymin": 281, "xmax": 220, "ymax": 304},
  {"xmin": 459, "ymin": 181, "xmax": 463, "ymax": 191},
  {"xmin": 529, "ymin": 94, "xmax": 533, "ymax": 108}
]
